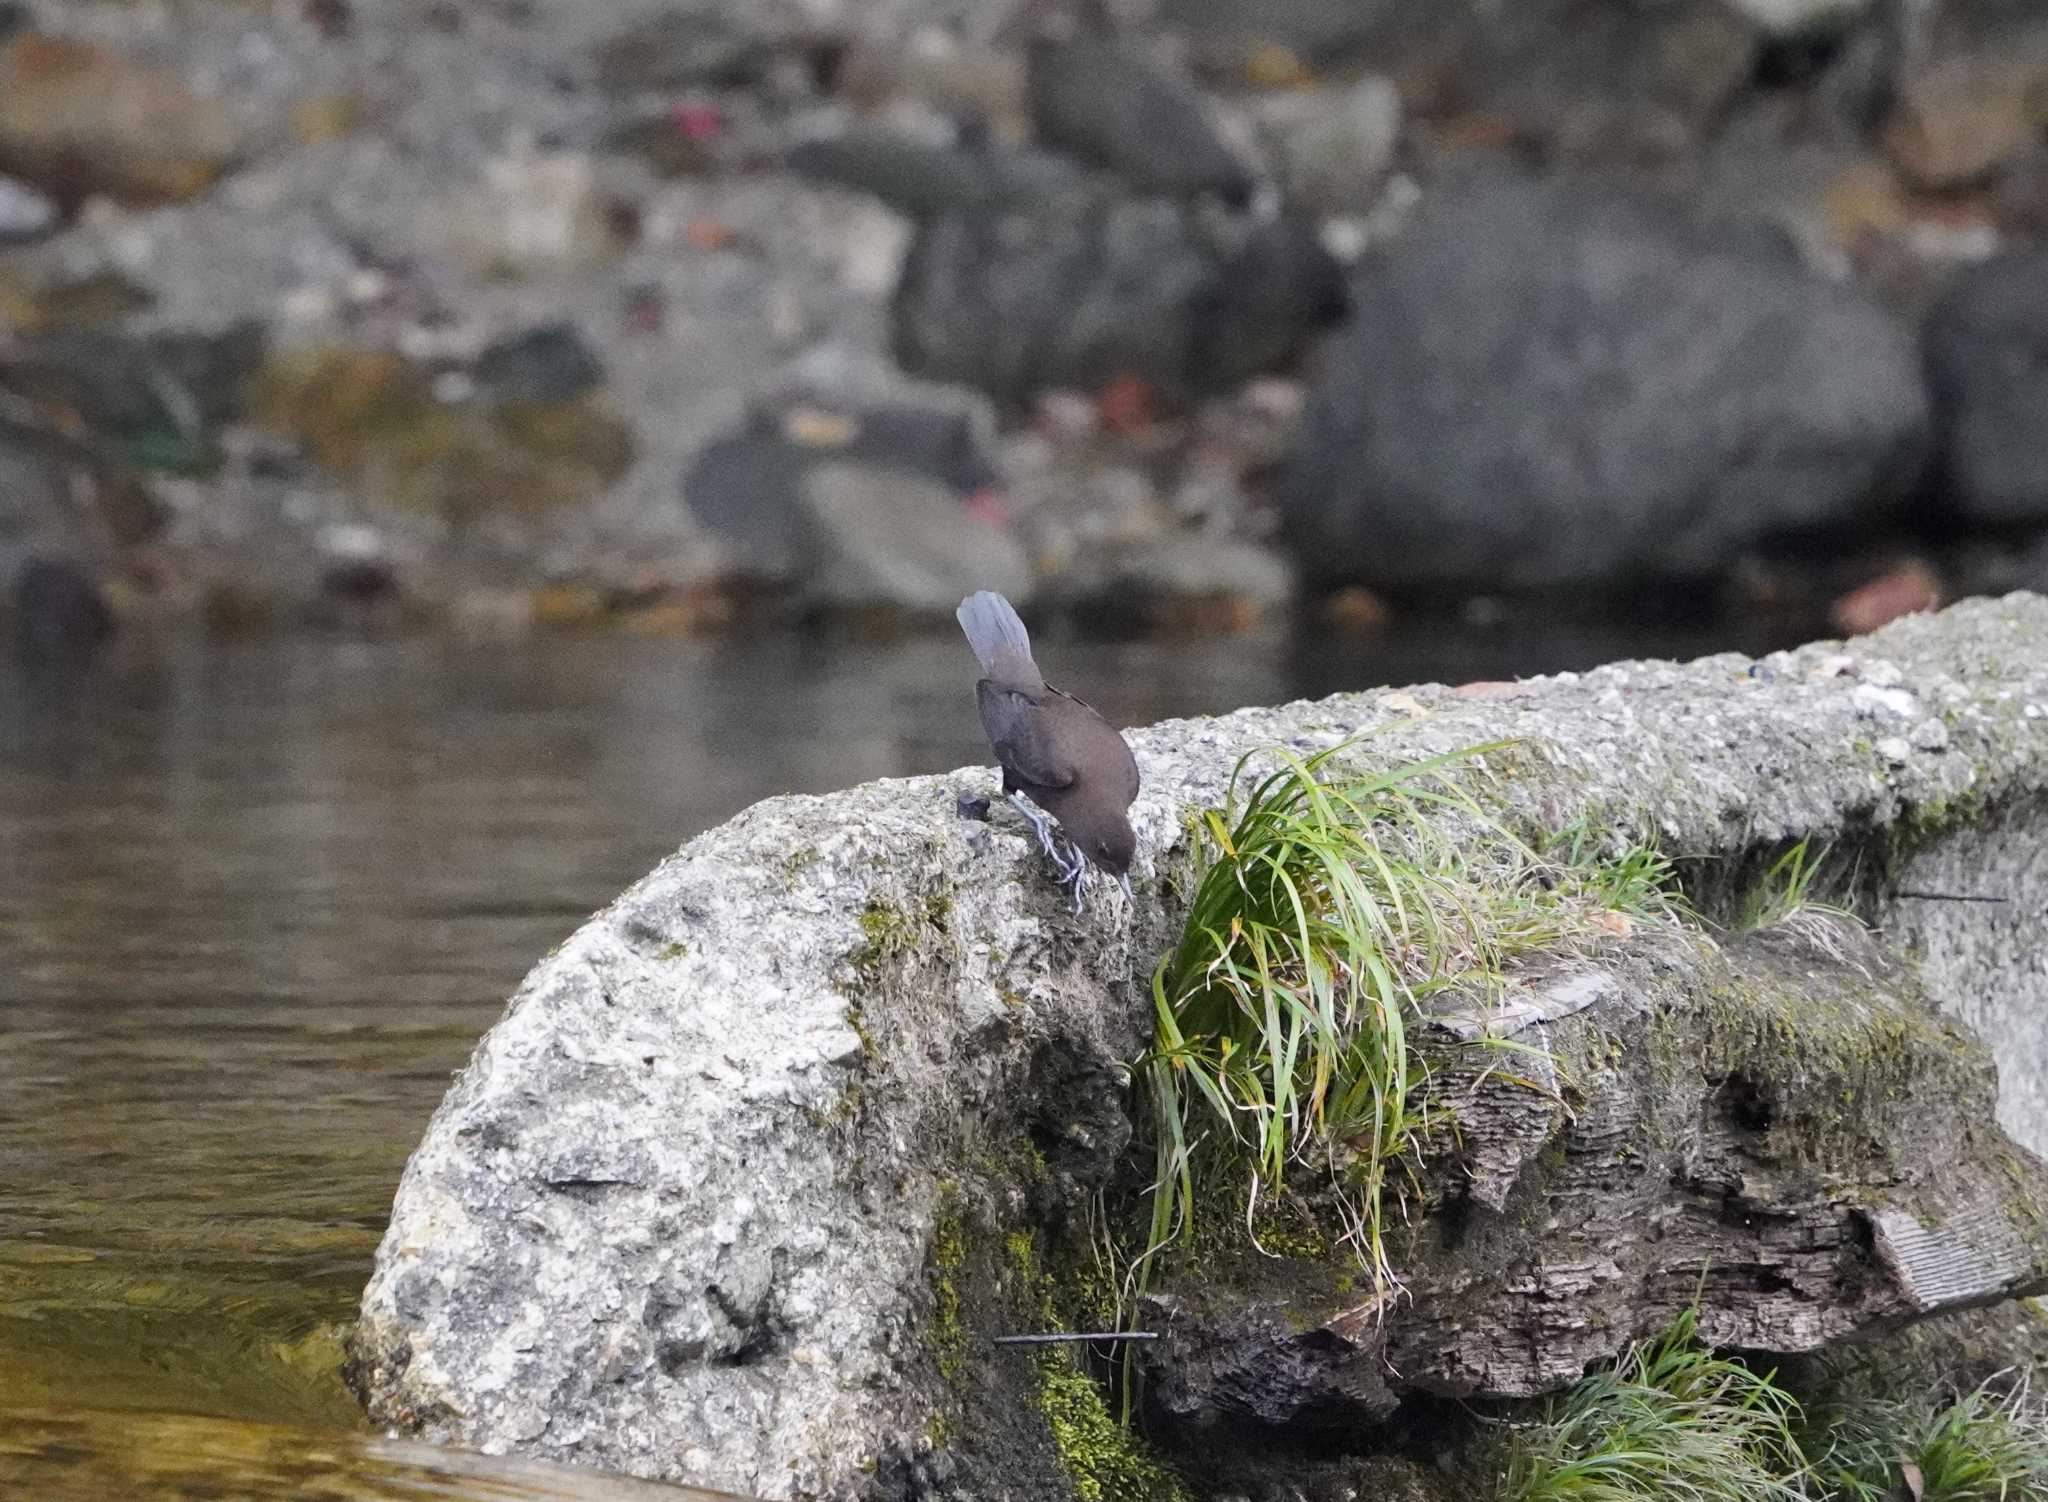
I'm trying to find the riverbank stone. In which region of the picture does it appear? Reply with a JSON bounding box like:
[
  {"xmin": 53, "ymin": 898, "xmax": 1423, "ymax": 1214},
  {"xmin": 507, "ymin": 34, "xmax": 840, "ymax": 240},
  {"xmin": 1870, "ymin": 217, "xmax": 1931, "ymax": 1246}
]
[
  {"xmin": 1925, "ymin": 251, "xmax": 2048, "ymax": 526},
  {"xmin": 1282, "ymin": 174, "xmax": 1928, "ymax": 592}
]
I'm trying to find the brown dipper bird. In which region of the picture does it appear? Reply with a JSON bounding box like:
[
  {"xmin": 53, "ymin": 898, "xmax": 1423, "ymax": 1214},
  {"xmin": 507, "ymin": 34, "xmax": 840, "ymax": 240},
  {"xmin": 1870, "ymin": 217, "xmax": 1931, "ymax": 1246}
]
[{"xmin": 957, "ymin": 591, "xmax": 1139, "ymax": 911}]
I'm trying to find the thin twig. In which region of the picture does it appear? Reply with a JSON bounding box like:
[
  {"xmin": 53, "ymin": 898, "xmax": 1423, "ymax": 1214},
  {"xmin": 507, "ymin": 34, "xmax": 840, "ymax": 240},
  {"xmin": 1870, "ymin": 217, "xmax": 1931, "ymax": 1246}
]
[
  {"xmin": 991, "ymin": 1331, "xmax": 1159, "ymax": 1346},
  {"xmin": 1895, "ymin": 890, "xmax": 2011, "ymax": 904}
]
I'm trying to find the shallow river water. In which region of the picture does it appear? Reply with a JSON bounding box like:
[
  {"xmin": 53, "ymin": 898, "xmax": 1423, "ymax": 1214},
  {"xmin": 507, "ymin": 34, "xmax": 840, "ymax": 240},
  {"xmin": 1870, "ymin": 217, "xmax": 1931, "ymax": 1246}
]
[{"xmin": 0, "ymin": 618, "xmax": 1787, "ymax": 1499}]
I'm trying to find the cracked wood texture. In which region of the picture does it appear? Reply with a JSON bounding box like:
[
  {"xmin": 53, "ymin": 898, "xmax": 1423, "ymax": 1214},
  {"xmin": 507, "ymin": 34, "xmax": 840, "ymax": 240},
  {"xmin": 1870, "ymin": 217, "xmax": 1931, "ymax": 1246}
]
[{"xmin": 1141, "ymin": 918, "xmax": 2048, "ymax": 1442}]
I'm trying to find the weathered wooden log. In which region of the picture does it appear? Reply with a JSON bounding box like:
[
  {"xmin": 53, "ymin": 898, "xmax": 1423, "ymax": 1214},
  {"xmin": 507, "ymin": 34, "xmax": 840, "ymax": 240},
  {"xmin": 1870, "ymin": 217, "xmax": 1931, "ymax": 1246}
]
[{"xmin": 1140, "ymin": 918, "xmax": 2048, "ymax": 1450}]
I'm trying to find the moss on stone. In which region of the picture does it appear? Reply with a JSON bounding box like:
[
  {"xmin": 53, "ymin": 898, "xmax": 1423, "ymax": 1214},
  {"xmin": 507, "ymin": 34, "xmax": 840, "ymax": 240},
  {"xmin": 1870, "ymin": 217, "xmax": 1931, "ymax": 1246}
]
[
  {"xmin": 931, "ymin": 1179, "xmax": 970, "ymax": 1385},
  {"xmin": 1005, "ymin": 1229, "xmax": 1187, "ymax": 1502},
  {"xmin": 1249, "ymin": 1198, "xmax": 1333, "ymax": 1261},
  {"xmin": 1036, "ymin": 1356, "xmax": 1185, "ymax": 1502},
  {"xmin": 854, "ymin": 899, "xmax": 908, "ymax": 970},
  {"xmin": 249, "ymin": 344, "xmax": 634, "ymax": 519},
  {"xmin": 852, "ymin": 889, "xmax": 953, "ymax": 982}
]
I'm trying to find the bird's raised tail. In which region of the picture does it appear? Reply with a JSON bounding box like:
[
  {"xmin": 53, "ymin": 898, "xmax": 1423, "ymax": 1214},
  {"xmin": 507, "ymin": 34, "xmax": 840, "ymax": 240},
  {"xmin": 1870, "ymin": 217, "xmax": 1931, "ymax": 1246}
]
[{"xmin": 957, "ymin": 590, "xmax": 1043, "ymax": 691}]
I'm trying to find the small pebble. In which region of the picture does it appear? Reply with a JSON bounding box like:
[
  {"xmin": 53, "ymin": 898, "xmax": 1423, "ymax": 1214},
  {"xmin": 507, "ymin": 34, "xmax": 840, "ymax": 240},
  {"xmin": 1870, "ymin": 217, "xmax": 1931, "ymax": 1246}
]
[
  {"xmin": 1875, "ymin": 736, "xmax": 1912, "ymax": 765},
  {"xmin": 1862, "ymin": 659, "xmax": 1905, "ymax": 687},
  {"xmin": 278, "ymin": 284, "xmax": 338, "ymax": 324},
  {"xmin": 318, "ymin": 522, "xmax": 385, "ymax": 563},
  {"xmin": 345, "ymin": 267, "xmax": 391, "ymax": 305},
  {"xmin": 0, "ymin": 174, "xmax": 57, "ymax": 244},
  {"xmin": 1810, "ymin": 653, "xmax": 1856, "ymax": 679},
  {"xmin": 1320, "ymin": 215, "xmax": 1370, "ymax": 261},
  {"xmin": 1851, "ymin": 683, "xmax": 1918, "ymax": 719},
  {"xmin": 1241, "ymin": 376, "xmax": 1306, "ymax": 426},
  {"xmin": 1909, "ymin": 718, "xmax": 1950, "ymax": 752}
]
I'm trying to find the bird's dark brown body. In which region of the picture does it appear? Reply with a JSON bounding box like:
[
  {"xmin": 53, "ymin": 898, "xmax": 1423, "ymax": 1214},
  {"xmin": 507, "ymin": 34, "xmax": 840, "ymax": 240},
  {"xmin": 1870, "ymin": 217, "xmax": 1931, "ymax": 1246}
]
[{"xmin": 958, "ymin": 592, "xmax": 1139, "ymax": 896}]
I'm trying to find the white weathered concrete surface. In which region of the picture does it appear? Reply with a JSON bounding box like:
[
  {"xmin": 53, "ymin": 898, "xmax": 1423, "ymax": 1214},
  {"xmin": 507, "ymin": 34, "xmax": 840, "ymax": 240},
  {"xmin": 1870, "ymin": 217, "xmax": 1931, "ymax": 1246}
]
[
  {"xmin": 351, "ymin": 593, "xmax": 2048, "ymax": 1494},
  {"xmin": 1891, "ymin": 803, "xmax": 2048, "ymax": 1150}
]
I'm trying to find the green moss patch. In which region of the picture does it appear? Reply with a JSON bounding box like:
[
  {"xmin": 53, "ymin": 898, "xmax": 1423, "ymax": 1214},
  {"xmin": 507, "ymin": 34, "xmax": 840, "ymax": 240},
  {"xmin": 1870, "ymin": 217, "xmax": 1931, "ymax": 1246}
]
[{"xmin": 251, "ymin": 345, "xmax": 633, "ymax": 519}]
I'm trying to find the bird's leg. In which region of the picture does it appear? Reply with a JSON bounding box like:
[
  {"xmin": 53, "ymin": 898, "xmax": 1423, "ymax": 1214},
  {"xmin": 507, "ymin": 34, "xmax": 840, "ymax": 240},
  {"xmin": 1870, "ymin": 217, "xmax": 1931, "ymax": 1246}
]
[
  {"xmin": 1118, "ymin": 872, "xmax": 1134, "ymax": 904},
  {"xmin": 1008, "ymin": 792, "xmax": 1075, "ymax": 874},
  {"xmin": 1062, "ymin": 847, "xmax": 1091, "ymax": 915}
]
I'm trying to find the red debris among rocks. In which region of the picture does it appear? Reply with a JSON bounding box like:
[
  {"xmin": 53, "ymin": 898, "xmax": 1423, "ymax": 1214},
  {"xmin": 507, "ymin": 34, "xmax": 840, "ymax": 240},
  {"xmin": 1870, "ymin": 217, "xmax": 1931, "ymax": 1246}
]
[{"xmin": 1830, "ymin": 559, "xmax": 1944, "ymax": 636}]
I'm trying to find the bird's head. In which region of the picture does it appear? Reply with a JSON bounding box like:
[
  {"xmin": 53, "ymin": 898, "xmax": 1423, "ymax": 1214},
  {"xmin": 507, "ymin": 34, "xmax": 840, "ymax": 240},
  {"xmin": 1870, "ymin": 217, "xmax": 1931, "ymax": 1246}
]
[{"xmin": 1088, "ymin": 818, "xmax": 1137, "ymax": 877}]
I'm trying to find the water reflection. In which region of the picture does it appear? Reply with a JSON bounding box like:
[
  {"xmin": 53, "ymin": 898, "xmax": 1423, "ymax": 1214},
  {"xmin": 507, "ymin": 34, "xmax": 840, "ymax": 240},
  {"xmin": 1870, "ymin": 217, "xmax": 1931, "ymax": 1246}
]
[
  {"xmin": 0, "ymin": 617, "xmax": 1788, "ymax": 1496},
  {"xmin": 3, "ymin": 1407, "xmax": 750, "ymax": 1500}
]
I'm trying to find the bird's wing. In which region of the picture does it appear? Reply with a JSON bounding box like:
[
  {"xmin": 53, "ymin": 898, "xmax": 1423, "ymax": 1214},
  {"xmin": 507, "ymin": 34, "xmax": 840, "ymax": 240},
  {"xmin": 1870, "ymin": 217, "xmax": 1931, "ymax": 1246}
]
[
  {"xmin": 1049, "ymin": 686, "xmax": 1139, "ymax": 802},
  {"xmin": 977, "ymin": 681, "xmax": 1078, "ymax": 790}
]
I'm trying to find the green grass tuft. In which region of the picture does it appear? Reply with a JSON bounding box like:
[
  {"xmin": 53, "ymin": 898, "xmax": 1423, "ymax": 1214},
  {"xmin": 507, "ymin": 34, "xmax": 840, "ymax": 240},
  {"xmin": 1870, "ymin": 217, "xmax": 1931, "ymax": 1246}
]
[
  {"xmin": 1738, "ymin": 838, "xmax": 1844, "ymax": 932},
  {"xmin": 1500, "ymin": 1307, "xmax": 1809, "ymax": 1502},
  {"xmin": 1813, "ymin": 1379, "xmax": 2048, "ymax": 1502},
  {"xmin": 1136, "ymin": 739, "xmax": 1671, "ymax": 1305},
  {"xmin": 1541, "ymin": 819, "xmax": 1689, "ymax": 925}
]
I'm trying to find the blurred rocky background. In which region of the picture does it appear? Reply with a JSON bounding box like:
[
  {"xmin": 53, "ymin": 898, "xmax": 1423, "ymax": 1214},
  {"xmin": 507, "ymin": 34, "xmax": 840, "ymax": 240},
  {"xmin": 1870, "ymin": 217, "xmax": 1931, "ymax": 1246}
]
[{"xmin": 3, "ymin": 0, "xmax": 2047, "ymax": 647}]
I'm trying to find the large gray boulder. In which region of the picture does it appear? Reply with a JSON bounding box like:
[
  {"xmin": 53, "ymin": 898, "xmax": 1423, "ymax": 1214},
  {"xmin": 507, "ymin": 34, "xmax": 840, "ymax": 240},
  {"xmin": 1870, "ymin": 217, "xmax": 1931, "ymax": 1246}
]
[
  {"xmin": 799, "ymin": 462, "xmax": 1032, "ymax": 612},
  {"xmin": 1925, "ymin": 251, "xmax": 2048, "ymax": 526},
  {"xmin": 682, "ymin": 389, "xmax": 1026, "ymax": 610},
  {"xmin": 894, "ymin": 197, "xmax": 1344, "ymax": 407},
  {"xmin": 1281, "ymin": 176, "xmax": 1929, "ymax": 592},
  {"xmin": 351, "ymin": 595, "xmax": 2048, "ymax": 1499}
]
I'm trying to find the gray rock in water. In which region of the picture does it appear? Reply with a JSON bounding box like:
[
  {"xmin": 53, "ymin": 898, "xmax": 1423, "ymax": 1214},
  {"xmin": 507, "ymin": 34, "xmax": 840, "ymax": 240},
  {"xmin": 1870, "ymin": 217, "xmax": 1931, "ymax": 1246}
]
[
  {"xmin": 1281, "ymin": 176, "xmax": 1928, "ymax": 591},
  {"xmin": 684, "ymin": 398, "xmax": 1011, "ymax": 599},
  {"xmin": 681, "ymin": 434, "xmax": 814, "ymax": 581},
  {"xmin": 800, "ymin": 461, "xmax": 1032, "ymax": 611},
  {"xmin": 1025, "ymin": 37, "xmax": 1254, "ymax": 202},
  {"xmin": 895, "ymin": 197, "xmax": 1342, "ymax": 406},
  {"xmin": 1925, "ymin": 251, "xmax": 2048, "ymax": 526},
  {"xmin": 1051, "ymin": 530, "xmax": 1294, "ymax": 628}
]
